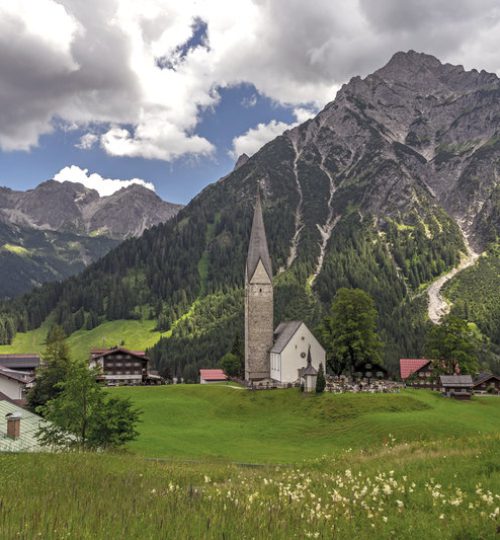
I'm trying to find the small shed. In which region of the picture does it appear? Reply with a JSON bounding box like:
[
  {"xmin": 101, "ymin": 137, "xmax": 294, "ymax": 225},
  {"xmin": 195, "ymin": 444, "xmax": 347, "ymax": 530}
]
[
  {"xmin": 440, "ymin": 375, "xmax": 473, "ymax": 400},
  {"xmin": 199, "ymin": 369, "xmax": 228, "ymax": 384}
]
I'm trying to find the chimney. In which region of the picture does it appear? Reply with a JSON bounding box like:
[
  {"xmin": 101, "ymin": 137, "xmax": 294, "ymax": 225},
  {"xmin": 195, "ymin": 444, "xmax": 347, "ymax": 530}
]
[{"xmin": 6, "ymin": 412, "xmax": 22, "ymax": 440}]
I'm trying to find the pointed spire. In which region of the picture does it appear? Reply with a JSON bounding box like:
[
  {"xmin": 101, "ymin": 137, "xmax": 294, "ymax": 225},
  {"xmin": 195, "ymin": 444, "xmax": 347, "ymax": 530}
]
[
  {"xmin": 246, "ymin": 186, "xmax": 272, "ymax": 280},
  {"xmin": 303, "ymin": 345, "xmax": 318, "ymax": 375}
]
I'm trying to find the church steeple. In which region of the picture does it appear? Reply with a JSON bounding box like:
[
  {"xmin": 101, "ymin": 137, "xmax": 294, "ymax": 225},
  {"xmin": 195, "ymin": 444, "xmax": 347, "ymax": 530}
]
[
  {"xmin": 246, "ymin": 189, "xmax": 272, "ymax": 282},
  {"xmin": 244, "ymin": 187, "xmax": 274, "ymax": 381}
]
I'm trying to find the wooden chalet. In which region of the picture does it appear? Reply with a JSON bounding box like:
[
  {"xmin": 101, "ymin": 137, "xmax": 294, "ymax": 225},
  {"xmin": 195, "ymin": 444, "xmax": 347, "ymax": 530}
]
[
  {"xmin": 439, "ymin": 375, "xmax": 473, "ymax": 400},
  {"xmin": 473, "ymin": 373, "xmax": 500, "ymax": 394},
  {"xmin": 89, "ymin": 348, "xmax": 151, "ymax": 386},
  {"xmin": 400, "ymin": 358, "xmax": 433, "ymax": 386}
]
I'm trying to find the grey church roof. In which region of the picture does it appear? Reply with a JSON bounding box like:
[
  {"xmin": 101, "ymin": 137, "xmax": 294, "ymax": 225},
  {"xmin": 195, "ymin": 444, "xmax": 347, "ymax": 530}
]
[
  {"xmin": 246, "ymin": 190, "xmax": 272, "ymax": 280},
  {"xmin": 271, "ymin": 321, "xmax": 303, "ymax": 354}
]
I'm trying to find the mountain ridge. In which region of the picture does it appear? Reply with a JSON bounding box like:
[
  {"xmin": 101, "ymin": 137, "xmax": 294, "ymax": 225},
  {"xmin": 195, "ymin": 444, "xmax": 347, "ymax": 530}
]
[
  {"xmin": 1, "ymin": 51, "xmax": 498, "ymax": 376},
  {"xmin": 0, "ymin": 180, "xmax": 183, "ymax": 240},
  {"xmin": 0, "ymin": 179, "xmax": 183, "ymax": 297}
]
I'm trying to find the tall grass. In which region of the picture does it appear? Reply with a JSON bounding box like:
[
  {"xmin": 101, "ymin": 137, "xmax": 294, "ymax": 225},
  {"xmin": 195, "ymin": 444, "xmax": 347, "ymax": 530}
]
[{"xmin": 0, "ymin": 435, "xmax": 499, "ymax": 539}]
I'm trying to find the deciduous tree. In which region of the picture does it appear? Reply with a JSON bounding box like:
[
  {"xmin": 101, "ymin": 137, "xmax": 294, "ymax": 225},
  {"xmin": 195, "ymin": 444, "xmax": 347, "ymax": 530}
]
[{"xmin": 320, "ymin": 288, "xmax": 383, "ymax": 375}]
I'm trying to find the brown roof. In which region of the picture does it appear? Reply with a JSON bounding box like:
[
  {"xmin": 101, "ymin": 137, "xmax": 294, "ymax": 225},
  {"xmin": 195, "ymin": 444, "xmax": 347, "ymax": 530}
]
[{"xmin": 91, "ymin": 348, "xmax": 149, "ymax": 362}]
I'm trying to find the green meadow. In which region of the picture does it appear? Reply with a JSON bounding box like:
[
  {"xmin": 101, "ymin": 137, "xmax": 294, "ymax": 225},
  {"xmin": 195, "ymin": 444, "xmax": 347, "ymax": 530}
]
[
  {"xmin": 112, "ymin": 386, "xmax": 500, "ymax": 462},
  {"xmin": 1, "ymin": 386, "xmax": 500, "ymax": 538}
]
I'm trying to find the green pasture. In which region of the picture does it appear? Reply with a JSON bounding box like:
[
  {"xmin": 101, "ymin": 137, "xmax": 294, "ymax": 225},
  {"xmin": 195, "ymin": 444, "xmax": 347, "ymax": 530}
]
[{"xmin": 111, "ymin": 385, "xmax": 500, "ymax": 463}]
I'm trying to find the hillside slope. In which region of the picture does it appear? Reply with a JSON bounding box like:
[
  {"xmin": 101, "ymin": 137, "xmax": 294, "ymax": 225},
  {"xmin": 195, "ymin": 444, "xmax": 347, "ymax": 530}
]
[{"xmin": 1, "ymin": 51, "xmax": 499, "ymax": 374}]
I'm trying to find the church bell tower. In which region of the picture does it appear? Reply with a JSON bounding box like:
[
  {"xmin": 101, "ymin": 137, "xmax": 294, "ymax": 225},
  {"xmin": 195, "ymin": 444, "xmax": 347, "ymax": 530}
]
[{"xmin": 245, "ymin": 189, "xmax": 274, "ymax": 381}]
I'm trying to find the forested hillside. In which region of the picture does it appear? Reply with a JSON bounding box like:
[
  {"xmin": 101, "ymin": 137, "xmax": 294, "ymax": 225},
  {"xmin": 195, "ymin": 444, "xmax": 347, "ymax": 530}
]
[{"xmin": 1, "ymin": 51, "xmax": 499, "ymax": 377}]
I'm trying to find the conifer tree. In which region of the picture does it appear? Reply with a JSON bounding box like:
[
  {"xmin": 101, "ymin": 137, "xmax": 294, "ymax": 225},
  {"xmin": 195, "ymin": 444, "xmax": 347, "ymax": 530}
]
[
  {"xmin": 27, "ymin": 325, "xmax": 73, "ymax": 412},
  {"xmin": 316, "ymin": 362, "xmax": 326, "ymax": 394}
]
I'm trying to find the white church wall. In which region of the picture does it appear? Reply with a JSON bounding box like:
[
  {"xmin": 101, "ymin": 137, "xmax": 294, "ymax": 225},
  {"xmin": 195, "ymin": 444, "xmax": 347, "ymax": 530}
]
[{"xmin": 272, "ymin": 323, "xmax": 325, "ymax": 383}]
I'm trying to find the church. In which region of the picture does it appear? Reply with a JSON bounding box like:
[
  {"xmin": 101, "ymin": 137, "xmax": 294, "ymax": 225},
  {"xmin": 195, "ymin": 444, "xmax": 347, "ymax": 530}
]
[{"xmin": 244, "ymin": 191, "xmax": 326, "ymax": 385}]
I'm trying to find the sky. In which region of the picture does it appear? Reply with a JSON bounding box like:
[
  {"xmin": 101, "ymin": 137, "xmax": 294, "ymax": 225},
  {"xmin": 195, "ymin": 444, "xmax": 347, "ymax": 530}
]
[{"xmin": 1, "ymin": 0, "xmax": 500, "ymax": 204}]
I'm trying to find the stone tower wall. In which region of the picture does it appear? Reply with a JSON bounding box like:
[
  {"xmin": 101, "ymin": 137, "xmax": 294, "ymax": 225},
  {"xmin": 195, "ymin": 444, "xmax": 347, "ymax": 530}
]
[{"xmin": 245, "ymin": 280, "xmax": 273, "ymax": 380}]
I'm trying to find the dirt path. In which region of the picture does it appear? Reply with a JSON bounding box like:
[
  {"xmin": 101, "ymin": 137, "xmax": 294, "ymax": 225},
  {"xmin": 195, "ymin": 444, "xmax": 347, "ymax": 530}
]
[{"xmin": 427, "ymin": 229, "xmax": 480, "ymax": 323}]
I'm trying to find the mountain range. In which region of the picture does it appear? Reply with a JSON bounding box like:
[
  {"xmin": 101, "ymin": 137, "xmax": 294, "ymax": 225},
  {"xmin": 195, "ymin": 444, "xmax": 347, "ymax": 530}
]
[
  {"xmin": 1, "ymin": 51, "xmax": 499, "ymax": 377},
  {"xmin": 0, "ymin": 180, "xmax": 182, "ymax": 297}
]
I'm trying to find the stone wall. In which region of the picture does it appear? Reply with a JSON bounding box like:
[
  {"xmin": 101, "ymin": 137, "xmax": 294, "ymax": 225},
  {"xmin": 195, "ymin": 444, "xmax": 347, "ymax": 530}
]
[{"xmin": 245, "ymin": 276, "xmax": 273, "ymax": 381}]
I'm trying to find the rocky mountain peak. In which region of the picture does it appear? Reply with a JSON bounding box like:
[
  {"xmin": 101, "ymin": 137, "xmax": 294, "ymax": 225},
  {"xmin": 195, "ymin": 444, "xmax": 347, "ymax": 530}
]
[{"xmin": 234, "ymin": 153, "xmax": 250, "ymax": 170}]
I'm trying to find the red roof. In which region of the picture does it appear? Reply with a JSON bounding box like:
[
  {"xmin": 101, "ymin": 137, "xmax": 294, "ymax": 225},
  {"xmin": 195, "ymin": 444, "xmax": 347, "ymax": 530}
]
[
  {"xmin": 400, "ymin": 358, "xmax": 431, "ymax": 380},
  {"xmin": 199, "ymin": 369, "xmax": 227, "ymax": 381}
]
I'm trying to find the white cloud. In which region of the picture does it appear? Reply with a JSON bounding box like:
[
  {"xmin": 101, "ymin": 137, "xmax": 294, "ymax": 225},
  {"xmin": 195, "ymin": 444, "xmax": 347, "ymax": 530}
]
[
  {"xmin": 1, "ymin": 0, "xmax": 500, "ymax": 159},
  {"xmin": 75, "ymin": 133, "xmax": 98, "ymax": 150},
  {"xmin": 230, "ymin": 107, "xmax": 319, "ymax": 158},
  {"xmin": 53, "ymin": 165, "xmax": 155, "ymax": 197}
]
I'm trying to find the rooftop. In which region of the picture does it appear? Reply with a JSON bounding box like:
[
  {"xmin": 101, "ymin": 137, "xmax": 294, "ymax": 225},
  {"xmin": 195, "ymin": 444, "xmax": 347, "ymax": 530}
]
[
  {"xmin": 399, "ymin": 358, "xmax": 431, "ymax": 380},
  {"xmin": 199, "ymin": 369, "xmax": 227, "ymax": 381},
  {"xmin": 271, "ymin": 321, "xmax": 303, "ymax": 354},
  {"xmin": 91, "ymin": 348, "xmax": 148, "ymax": 361},
  {"xmin": 440, "ymin": 375, "xmax": 473, "ymax": 387},
  {"xmin": 0, "ymin": 400, "xmax": 48, "ymax": 452},
  {"xmin": 0, "ymin": 354, "xmax": 40, "ymax": 370}
]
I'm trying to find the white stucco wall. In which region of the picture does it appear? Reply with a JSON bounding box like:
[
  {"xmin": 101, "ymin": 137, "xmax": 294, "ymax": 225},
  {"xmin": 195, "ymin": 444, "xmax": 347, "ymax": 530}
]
[
  {"xmin": 0, "ymin": 376, "xmax": 25, "ymax": 400},
  {"xmin": 270, "ymin": 323, "xmax": 325, "ymax": 383}
]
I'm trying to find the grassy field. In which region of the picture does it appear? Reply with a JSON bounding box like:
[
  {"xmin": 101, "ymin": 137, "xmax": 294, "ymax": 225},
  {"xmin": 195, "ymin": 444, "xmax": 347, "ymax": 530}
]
[
  {"xmin": 0, "ymin": 319, "xmax": 166, "ymax": 362},
  {"xmin": 1, "ymin": 433, "xmax": 498, "ymax": 539},
  {"xmin": 110, "ymin": 385, "xmax": 500, "ymax": 463},
  {"xmin": 1, "ymin": 388, "xmax": 500, "ymax": 538}
]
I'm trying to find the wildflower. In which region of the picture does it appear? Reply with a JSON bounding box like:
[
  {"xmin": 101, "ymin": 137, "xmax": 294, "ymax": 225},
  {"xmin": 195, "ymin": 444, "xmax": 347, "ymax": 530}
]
[
  {"xmin": 382, "ymin": 516, "xmax": 388, "ymax": 523},
  {"xmin": 439, "ymin": 514, "xmax": 445, "ymax": 520},
  {"xmin": 396, "ymin": 500, "xmax": 404, "ymax": 509},
  {"xmin": 150, "ymin": 488, "xmax": 157, "ymax": 494},
  {"xmin": 204, "ymin": 476, "xmax": 211, "ymax": 483}
]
